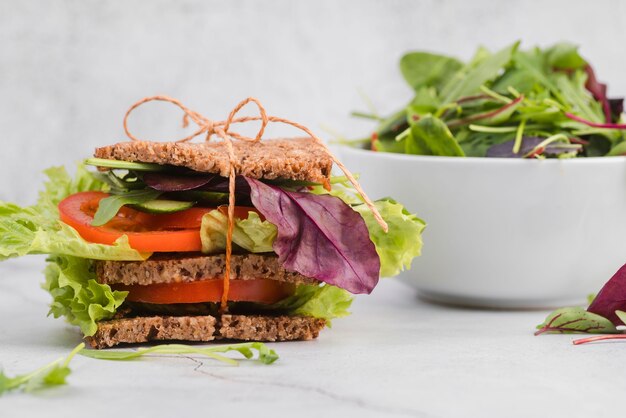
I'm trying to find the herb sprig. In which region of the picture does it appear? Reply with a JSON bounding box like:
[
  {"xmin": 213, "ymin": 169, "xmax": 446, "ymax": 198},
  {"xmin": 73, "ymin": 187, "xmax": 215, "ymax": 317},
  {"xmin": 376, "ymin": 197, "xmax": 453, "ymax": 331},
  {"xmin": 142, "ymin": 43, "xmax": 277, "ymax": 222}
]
[
  {"xmin": 1, "ymin": 342, "xmax": 279, "ymax": 396},
  {"xmin": 0, "ymin": 343, "xmax": 84, "ymax": 396}
]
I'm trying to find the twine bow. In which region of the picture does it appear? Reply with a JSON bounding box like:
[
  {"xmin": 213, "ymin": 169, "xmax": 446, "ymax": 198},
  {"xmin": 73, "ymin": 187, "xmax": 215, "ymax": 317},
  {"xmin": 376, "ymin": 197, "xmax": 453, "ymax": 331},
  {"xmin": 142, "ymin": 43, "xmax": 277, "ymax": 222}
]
[{"xmin": 123, "ymin": 95, "xmax": 388, "ymax": 310}]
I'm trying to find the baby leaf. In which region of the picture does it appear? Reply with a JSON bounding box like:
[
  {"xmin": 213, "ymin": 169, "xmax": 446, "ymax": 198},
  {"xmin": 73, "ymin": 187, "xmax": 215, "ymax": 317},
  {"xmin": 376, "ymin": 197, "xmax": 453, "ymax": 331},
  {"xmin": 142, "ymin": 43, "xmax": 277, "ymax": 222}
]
[
  {"xmin": 588, "ymin": 262, "xmax": 626, "ymax": 325},
  {"xmin": 405, "ymin": 115, "xmax": 465, "ymax": 156},
  {"xmin": 400, "ymin": 52, "xmax": 462, "ymax": 91},
  {"xmin": 92, "ymin": 189, "xmax": 161, "ymax": 226},
  {"xmin": 535, "ymin": 307, "xmax": 617, "ymax": 335}
]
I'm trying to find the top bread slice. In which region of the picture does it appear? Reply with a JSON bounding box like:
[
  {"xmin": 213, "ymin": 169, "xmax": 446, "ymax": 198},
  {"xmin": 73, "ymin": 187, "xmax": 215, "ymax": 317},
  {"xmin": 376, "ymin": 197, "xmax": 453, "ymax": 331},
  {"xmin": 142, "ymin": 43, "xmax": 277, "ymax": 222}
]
[{"xmin": 94, "ymin": 137, "xmax": 333, "ymax": 184}]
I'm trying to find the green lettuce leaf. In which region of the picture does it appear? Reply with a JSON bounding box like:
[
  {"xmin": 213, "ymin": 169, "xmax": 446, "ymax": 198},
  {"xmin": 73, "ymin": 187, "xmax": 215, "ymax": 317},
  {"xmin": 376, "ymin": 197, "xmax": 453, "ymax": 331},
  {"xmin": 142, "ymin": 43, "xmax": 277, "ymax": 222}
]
[
  {"xmin": 44, "ymin": 255, "xmax": 127, "ymax": 336},
  {"xmin": 0, "ymin": 165, "xmax": 146, "ymax": 261},
  {"xmin": 0, "ymin": 164, "xmax": 146, "ymax": 334},
  {"xmin": 268, "ymin": 284, "xmax": 353, "ymax": 325},
  {"xmin": 200, "ymin": 209, "xmax": 276, "ymax": 253},
  {"xmin": 310, "ymin": 181, "xmax": 426, "ymax": 278},
  {"xmin": 353, "ymin": 198, "xmax": 426, "ymax": 277}
]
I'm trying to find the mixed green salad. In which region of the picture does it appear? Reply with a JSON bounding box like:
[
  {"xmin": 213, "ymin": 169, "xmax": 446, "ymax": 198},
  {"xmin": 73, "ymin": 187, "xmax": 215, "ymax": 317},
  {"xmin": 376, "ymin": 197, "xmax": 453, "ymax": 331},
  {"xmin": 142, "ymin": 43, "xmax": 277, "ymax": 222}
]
[{"xmin": 351, "ymin": 41, "xmax": 626, "ymax": 158}]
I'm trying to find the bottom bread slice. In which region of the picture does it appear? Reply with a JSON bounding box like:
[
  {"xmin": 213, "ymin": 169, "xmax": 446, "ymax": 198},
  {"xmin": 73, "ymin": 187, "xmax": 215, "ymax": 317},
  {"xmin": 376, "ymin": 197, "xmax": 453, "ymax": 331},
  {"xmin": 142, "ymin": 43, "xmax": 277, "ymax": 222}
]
[{"xmin": 86, "ymin": 314, "xmax": 326, "ymax": 349}]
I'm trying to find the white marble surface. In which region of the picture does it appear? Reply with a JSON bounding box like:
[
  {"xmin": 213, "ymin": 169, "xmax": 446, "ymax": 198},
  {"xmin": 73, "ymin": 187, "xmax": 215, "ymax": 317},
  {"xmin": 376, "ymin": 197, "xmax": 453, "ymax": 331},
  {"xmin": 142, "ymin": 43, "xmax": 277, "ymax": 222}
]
[{"xmin": 0, "ymin": 256, "xmax": 624, "ymax": 418}]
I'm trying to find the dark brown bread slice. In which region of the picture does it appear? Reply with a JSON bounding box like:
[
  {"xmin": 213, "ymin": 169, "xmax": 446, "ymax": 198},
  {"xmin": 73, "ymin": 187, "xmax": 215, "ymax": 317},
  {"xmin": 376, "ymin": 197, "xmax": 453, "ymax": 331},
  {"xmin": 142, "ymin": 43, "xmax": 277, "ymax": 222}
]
[
  {"xmin": 219, "ymin": 315, "xmax": 326, "ymax": 342},
  {"xmin": 86, "ymin": 315, "xmax": 217, "ymax": 349},
  {"xmin": 94, "ymin": 138, "xmax": 332, "ymax": 184},
  {"xmin": 94, "ymin": 253, "xmax": 318, "ymax": 286},
  {"xmin": 86, "ymin": 314, "xmax": 325, "ymax": 348}
]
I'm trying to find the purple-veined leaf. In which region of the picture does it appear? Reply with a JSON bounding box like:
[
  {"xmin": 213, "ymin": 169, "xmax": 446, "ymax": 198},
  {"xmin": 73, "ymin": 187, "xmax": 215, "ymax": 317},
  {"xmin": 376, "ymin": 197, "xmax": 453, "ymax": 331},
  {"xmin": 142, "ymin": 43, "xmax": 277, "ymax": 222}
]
[
  {"xmin": 535, "ymin": 307, "xmax": 616, "ymax": 335},
  {"xmin": 143, "ymin": 172, "xmax": 217, "ymax": 191},
  {"xmin": 588, "ymin": 262, "xmax": 626, "ymax": 325},
  {"xmin": 486, "ymin": 137, "xmax": 578, "ymax": 158},
  {"xmin": 144, "ymin": 172, "xmax": 251, "ymax": 195},
  {"xmin": 245, "ymin": 178, "xmax": 380, "ymax": 294}
]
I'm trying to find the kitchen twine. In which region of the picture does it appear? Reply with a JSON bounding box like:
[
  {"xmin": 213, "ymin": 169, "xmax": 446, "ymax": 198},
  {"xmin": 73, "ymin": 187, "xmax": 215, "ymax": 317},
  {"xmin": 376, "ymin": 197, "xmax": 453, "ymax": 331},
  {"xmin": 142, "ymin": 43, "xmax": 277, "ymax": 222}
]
[{"xmin": 123, "ymin": 95, "xmax": 388, "ymax": 311}]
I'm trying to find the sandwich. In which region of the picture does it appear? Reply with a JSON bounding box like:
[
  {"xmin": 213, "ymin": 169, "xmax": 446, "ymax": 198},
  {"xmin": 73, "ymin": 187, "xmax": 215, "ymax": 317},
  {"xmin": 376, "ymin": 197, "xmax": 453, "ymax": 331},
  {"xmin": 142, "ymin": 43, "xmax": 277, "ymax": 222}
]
[{"xmin": 0, "ymin": 98, "xmax": 425, "ymax": 348}]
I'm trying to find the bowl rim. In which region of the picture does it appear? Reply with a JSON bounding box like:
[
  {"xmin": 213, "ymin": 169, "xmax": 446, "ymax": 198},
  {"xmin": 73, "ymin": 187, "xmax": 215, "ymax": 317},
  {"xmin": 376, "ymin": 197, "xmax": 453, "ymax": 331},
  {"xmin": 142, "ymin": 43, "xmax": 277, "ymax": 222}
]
[{"xmin": 338, "ymin": 145, "xmax": 626, "ymax": 165}]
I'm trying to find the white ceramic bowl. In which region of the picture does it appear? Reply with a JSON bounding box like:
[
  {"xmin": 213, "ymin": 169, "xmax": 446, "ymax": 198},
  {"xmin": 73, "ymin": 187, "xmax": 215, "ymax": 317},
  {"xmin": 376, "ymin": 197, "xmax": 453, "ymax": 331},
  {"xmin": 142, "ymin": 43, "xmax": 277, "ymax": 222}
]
[{"xmin": 339, "ymin": 147, "xmax": 626, "ymax": 308}]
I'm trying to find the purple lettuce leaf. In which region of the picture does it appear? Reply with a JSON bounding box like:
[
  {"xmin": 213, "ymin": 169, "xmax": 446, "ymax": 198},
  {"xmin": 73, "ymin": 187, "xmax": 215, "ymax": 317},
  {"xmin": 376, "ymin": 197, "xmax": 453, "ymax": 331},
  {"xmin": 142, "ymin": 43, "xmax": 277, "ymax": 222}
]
[
  {"xmin": 584, "ymin": 65, "xmax": 612, "ymax": 123},
  {"xmin": 609, "ymin": 98, "xmax": 624, "ymax": 120},
  {"xmin": 143, "ymin": 172, "xmax": 251, "ymax": 195},
  {"xmin": 143, "ymin": 172, "xmax": 218, "ymax": 191},
  {"xmin": 485, "ymin": 137, "xmax": 577, "ymax": 158},
  {"xmin": 245, "ymin": 177, "xmax": 380, "ymax": 294},
  {"xmin": 587, "ymin": 262, "xmax": 626, "ymax": 325}
]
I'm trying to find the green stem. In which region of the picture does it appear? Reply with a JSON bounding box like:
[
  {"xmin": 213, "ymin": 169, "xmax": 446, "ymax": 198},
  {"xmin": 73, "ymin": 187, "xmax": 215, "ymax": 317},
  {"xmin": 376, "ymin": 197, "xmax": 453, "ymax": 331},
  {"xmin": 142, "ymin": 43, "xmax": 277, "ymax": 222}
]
[
  {"xmin": 512, "ymin": 119, "xmax": 526, "ymax": 154},
  {"xmin": 479, "ymin": 85, "xmax": 512, "ymax": 104}
]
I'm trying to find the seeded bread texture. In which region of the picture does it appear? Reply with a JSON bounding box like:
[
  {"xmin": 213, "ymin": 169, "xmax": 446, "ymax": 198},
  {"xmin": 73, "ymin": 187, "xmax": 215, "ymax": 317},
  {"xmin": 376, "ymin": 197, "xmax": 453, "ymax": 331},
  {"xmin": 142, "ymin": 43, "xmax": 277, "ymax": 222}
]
[
  {"xmin": 87, "ymin": 314, "xmax": 325, "ymax": 348},
  {"xmin": 94, "ymin": 253, "xmax": 318, "ymax": 286},
  {"xmin": 94, "ymin": 138, "xmax": 333, "ymax": 183},
  {"xmin": 219, "ymin": 315, "xmax": 325, "ymax": 342},
  {"xmin": 86, "ymin": 315, "xmax": 217, "ymax": 349}
]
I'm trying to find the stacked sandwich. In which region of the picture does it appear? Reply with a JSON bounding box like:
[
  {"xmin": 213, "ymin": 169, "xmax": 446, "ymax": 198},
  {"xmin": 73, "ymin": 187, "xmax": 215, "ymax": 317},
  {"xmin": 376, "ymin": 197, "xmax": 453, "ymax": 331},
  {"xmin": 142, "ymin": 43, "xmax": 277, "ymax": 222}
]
[{"xmin": 0, "ymin": 105, "xmax": 425, "ymax": 349}]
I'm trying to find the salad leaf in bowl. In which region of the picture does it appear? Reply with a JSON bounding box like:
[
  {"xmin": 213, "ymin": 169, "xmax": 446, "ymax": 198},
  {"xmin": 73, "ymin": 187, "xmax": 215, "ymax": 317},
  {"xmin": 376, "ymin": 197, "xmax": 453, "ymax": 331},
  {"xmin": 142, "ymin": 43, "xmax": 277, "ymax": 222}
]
[{"xmin": 350, "ymin": 41, "xmax": 626, "ymax": 159}]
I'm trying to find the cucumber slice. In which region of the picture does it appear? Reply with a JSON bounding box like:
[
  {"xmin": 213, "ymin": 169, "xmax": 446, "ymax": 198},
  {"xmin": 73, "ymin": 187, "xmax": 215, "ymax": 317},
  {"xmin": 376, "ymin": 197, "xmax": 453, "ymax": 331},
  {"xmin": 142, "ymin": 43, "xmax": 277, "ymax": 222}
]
[
  {"xmin": 130, "ymin": 199, "xmax": 195, "ymax": 214},
  {"xmin": 84, "ymin": 158, "xmax": 169, "ymax": 172},
  {"xmin": 173, "ymin": 191, "xmax": 229, "ymax": 205}
]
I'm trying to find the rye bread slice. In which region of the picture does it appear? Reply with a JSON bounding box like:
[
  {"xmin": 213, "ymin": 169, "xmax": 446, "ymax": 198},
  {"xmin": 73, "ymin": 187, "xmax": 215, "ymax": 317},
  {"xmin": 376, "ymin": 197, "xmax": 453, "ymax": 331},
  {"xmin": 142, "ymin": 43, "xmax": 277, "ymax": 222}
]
[
  {"xmin": 86, "ymin": 315, "xmax": 217, "ymax": 349},
  {"xmin": 94, "ymin": 138, "xmax": 332, "ymax": 184},
  {"xmin": 86, "ymin": 314, "xmax": 326, "ymax": 349},
  {"xmin": 94, "ymin": 253, "xmax": 318, "ymax": 286},
  {"xmin": 219, "ymin": 315, "xmax": 326, "ymax": 342}
]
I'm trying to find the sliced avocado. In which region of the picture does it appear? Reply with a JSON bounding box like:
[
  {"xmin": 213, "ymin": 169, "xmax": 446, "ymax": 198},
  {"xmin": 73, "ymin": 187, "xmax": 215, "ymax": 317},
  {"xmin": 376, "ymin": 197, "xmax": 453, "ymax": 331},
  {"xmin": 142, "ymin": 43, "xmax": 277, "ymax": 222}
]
[
  {"xmin": 130, "ymin": 199, "xmax": 195, "ymax": 214},
  {"xmin": 84, "ymin": 158, "xmax": 169, "ymax": 172}
]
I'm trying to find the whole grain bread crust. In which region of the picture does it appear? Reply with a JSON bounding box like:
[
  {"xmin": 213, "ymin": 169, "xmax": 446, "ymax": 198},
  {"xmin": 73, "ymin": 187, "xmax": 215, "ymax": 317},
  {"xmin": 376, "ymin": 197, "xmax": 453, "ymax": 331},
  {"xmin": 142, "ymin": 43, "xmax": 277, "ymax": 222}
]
[
  {"xmin": 86, "ymin": 314, "xmax": 326, "ymax": 349},
  {"xmin": 94, "ymin": 138, "xmax": 332, "ymax": 184},
  {"xmin": 86, "ymin": 315, "xmax": 217, "ymax": 349},
  {"xmin": 94, "ymin": 253, "xmax": 318, "ymax": 286}
]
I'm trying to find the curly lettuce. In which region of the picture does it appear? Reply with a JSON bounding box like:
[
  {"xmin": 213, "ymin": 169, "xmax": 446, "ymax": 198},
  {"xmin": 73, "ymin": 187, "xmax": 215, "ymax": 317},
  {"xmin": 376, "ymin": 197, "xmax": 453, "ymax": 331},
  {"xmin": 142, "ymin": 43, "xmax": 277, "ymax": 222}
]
[
  {"xmin": 200, "ymin": 209, "xmax": 276, "ymax": 253},
  {"xmin": 0, "ymin": 164, "xmax": 145, "ymax": 332},
  {"xmin": 0, "ymin": 165, "xmax": 146, "ymax": 261},
  {"xmin": 312, "ymin": 181, "xmax": 426, "ymax": 278},
  {"xmin": 353, "ymin": 198, "xmax": 426, "ymax": 277},
  {"xmin": 44, "ymin": 255, "xmax": 127, "ymax": 336},
  {"xmin": 265, "ymin": 284, "xmax": 353, "ymax": 325}
]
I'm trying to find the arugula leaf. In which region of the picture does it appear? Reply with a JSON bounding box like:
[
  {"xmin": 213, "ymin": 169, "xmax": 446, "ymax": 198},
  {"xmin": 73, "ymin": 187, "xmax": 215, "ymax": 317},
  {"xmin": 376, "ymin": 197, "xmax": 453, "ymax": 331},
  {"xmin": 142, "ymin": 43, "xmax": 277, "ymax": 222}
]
[
  {"xmin": 80, "ymin": 342, "xmax": 278, "ymax": 365},
  {"xmin": 0, "ymin": 343, "xmax": 83, "ymax": 396},
  {"xmin": 92, "ymin": 189, "xmax": 161, "ymax": 226},
  {"xmin": 534, "ymin": 307, "xmax": 617, "ymax": 335},
  {"xmin": 400, "ymin": 52, "xmax": 463, "ymax": 91}
]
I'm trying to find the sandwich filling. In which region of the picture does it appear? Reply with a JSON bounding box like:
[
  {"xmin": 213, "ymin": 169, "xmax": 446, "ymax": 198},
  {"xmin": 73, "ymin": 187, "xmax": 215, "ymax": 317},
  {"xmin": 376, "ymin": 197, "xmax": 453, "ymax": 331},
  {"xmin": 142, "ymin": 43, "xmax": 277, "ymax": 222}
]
[{"xmin": 0, "ymin": 100, "xmax": 426, "ymax": 348}]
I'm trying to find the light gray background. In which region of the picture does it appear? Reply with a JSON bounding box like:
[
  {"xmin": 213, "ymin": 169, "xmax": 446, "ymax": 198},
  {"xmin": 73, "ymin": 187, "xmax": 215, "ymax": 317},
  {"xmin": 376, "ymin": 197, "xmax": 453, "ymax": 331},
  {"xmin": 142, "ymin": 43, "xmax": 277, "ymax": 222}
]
[{"xmin": 1, "ymin": 0, "xmax": 625, "ymax": 204}]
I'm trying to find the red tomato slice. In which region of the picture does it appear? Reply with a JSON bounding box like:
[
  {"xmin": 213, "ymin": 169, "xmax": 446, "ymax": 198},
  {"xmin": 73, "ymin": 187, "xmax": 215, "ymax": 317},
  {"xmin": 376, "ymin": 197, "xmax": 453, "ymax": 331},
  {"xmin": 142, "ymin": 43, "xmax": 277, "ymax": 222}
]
[
  {"xmin": 114, "ymin": 279, "xmax": 295, "ymax": 305},
  {"xmin": 59, "ymin": 192, "xmax": 203, "ymax": 252},
  {"xmin": 58, "ymin": 192, "xmax": 263, "ymax": 253}
]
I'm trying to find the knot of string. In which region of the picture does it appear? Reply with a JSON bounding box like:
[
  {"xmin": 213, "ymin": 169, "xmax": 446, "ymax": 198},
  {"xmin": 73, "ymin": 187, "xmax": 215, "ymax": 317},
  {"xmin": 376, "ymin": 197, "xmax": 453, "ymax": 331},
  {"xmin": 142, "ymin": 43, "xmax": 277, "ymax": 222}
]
[{"xmin": 123, "ymin": 95, "xmax": 389, "ymax": 311}]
